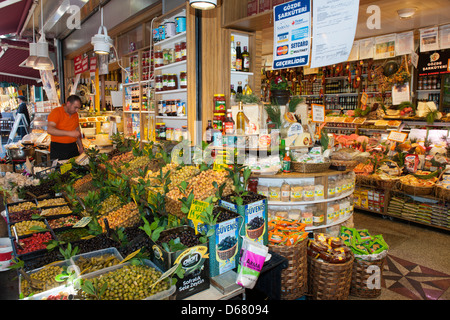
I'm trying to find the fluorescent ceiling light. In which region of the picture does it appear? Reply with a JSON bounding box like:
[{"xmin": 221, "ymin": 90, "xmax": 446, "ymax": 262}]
[
  {"xmin": 189, "ymin": 0, "xmax": 217, "ymax": 10},
  {"xmin": 397, "ymin": 8, "xmax": 417, "ymax": 19}
]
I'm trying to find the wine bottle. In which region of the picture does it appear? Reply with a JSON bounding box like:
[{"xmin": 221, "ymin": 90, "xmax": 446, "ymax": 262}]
[
  {"xmin": 242, "ymin": 46, "xmax": 250, "ymax": 72},
  {"xmin": 236, "ymin": 41, "xmax": 242, "ymax": 72},
  {"xmin": 231, "ymin": 36, "xmax": 237, "ymax": 71}
]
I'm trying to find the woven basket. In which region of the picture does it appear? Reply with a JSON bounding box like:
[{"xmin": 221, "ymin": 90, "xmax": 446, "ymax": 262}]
[
  {"xmin": 269, "ymin": 239, "xmax": 307, "ymax": 300},
  {"xmin": 330, "ymin": 160, "xmax": 358, "ymax": 170},
  {"xmin": 350, "ymin": 257, "xmax": 386, "ymax": 298},
  {"xmin": 307, "ymin": 255, "xmax": 354, "ymax": 300},
  {"xmin": 400, "ymin": 183, "xmax": 434, "ymax": 196},
  {"xmin": 434, "ymin": 169, "xmax": 450, "ymax": 201},
  {"xmin": 292, "ymin": 161, "xmax": 331, "ymax": 173},
  {"xmin": 217, "ymin": 243, "xmax": 237, "ymax": 261},
  {"xmin": 247, "ymin": 223, "xmax": 264, "ymax": 240}
]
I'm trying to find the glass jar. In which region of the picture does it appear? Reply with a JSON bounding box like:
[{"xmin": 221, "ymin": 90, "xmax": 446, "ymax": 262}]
[
  {"xmin": 213, "ymin": 113, "xmax": 225, "ymax": 131},
  {"xmin": 181, "ymin": 41, "xmax": 187, "ymax": 61},
  {"xmin": 313, "ymin": 210, "xmax": 325, "ymax": 227},
  {"xmin": 175, "ymin": 42, "xmax": 182, "ymax": 62},
  {"xmin": 182, "ymin": 125, "xmax": 189, "ymax": 141},
  {"xmin": 158, "ymin": 100, "xmax": 165, "ymax": 116},
  {"xmin": 155, "ymin": 50, "xmax": 163, "ymax": 68},
  {"xmin": 174, "ymin": 128, "xmax": 182, "ymax": 142},
  {"xmin": 247, "ymin": 178, "xmax": 258, "ymax": 193},
  {"xmin": 169, "ymin": 48, "xmax": 176, "ymax": 64},
  {"xmin": 159, "ymin": 123, "xmax": 166, "ymax": 140},
  {"xmin": 177, "ymin": 100, "xmax": 186, "ymax": 117},
  {"xmin": 162, "ymin": 74, "xmax": 169, "ymax": 91},
  {"xmin": 166, "ymin": 127, "xmax": 173, "ymax": 141},
  {"xmin": 180, "ymin": 71, "xmax": 187, "ymax": 89},
  {"xmin": 213, "ymin": 94, "xmax": 226, "ymax": 113},
  {"xmin": 155, "ymin": 123, "xmax": 161, "ymax": 140},
  {"xmin": 168, "ymin": 74, "xmax": 178, "ymax": 90},
  {"xmin": 155, "ymin": 75, "xmax": 163, "ymax": 92},
  {"xmin": 163, "ymin": 49, "xmax": 170, "ymax": 65}
]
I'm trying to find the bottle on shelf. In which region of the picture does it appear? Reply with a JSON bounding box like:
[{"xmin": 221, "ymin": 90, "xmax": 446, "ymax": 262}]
[
  {"xmin": 205, "ymin": 120, "xmax": 214, "ymax": 143},
  {"xmin": 231, "ymin": 35, "xmax": 237, "ymax": 71},
  {"xmin": 242, "ymin": 46, "xmax": 250, "ymax": 72},
  {"xmin": 223, "ymin": 109, "xmax": 235, "ymax": 135},
  {"xmin": 230, "ymin": 85, "xmax": 236, "ymax": 106},
  {"xmin": 282, "ymin": 147, "xmax": 291, "ymax": 173},
  {"xmin": 237, "ymin": 81, "xmax": 243, "ymax": 94},
  {"xmin": 243, "ymin": 80, "xmax": 252, "ymax": 95},
  {"xmin": 236, "ymin": 101, "xmax": 245, "ymax": 135},
  {"xmin": 236, "ymin": 41, "xmax": 242, "ymax": 72}
]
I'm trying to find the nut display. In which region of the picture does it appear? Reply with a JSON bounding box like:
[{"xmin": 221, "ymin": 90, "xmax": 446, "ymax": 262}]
[
  {"xmin": 98, "ymin": 202, "xmax": 140, "ymax": 232},
  {"xmin": 8, "ymin": 201, "xmax": 36, "ymax": 213},
  {"xmin": 11, "ymin": 220, "xmax": 47, "ymax": 237},
  {"xmin": 76, "ymin": 264, "xmax": 171, "ymax": 300},
  {"xmin": 98, "ymin": 195, "xmax": 122, "ymax": 216},
  {"xmin": 37, "ymin": 198, "xmax": 67, "ymax": 208},
  {"xmin": 40, "ymin": 205, "xmax": 72, "ymax": 217}
]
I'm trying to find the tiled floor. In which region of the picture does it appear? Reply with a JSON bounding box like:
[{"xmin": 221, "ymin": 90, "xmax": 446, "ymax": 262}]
[{"xmin": 351, "ymin": 210, "xmax": 450, "ymax": 300}]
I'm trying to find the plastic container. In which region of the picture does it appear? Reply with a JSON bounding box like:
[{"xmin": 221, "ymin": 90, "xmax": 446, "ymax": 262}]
[
  {"xmin": 75, "ymin": 259, "xmax": 176, "ymax": 300},
  {"xmin": 23, "ymin": 285, "xmax": 76, "ymax": 300},
  {"xmin": 0, "ymin": 237, "xmax": 13, "ymax": 271},
  {"xmin": 70, "ymin": 247, "xmax": 124, "ymax": 277},
  {"xmin": 175, "ymin": 16, "xmax": 186, "ymax": 33}
]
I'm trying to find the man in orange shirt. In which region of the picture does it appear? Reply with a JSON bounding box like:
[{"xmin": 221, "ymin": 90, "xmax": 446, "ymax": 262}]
[{"xmin": 47, "ymin": 95, "xmax": 84, "ymax": 160}]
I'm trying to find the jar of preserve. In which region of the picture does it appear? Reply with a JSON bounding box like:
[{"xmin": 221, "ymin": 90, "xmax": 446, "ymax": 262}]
[
  {"xmin": 162, "ymin": 74, "xmax": 169, "ymax": 91},
  {"xmin": 168, "ymin": 74, "xmax": 178, "ymax": 90},
  {"xmin": 247, "ymin": 178, "xmax": 258, "ymax": 193},
  {"xmin": 213, "ymin": 94, "xmax": 226, "ymax": 113},
  {"xmin": 155, "ymin": 75, "xmax": 163, "ymax": 92},
  {"xmin": 159, "ymin": 123, "xmax": 166, "ymax": 140},
  {"xmin": 155, "ymin": 50, "xmax": 163, "ymax": 68},
  {"xmin": 169, "ymin": 48, "xmax": 176, "ymax": 64},
  {"xmin": 170, "ymin": 100, "xmax": 178, "ymax": 116},
  {"xmin": 180, "ymin": 71, "xmax": 187, "ymax": 88},
  {"xmin": 174, "ymin": 128, "xmax": 182, "ymax": 142},
  {"xmin": 175, "ymin": 42, "xmax": 182, "ymax": 62},
  {"xmin": 181, "ymin": 41, "xmax": 187, "ymax": 61},
  {"xmin": 155, "ymin": 123, "xmax": 161, "ymax": 140},
  {"xmin": 166, "ymin": 127, "xmax": 173, "ymax": 141},
  {"xmin": 163, "ymin": 49, "xmax": 170, "ymax": 65},
  {"xmin": 213, "ymin": 113, "xmax": 225, "ymax": 131},
  {"xmin": 158, "ymin": 100, "xmax": 165, "ymax": 116},
  {"xmin": 182, "ymin": 125, "xmax": 189, "ymax": 141}
]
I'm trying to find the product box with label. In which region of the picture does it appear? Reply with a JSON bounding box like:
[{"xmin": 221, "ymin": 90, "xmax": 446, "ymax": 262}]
[
  {"xmin": 219, "ymin": 192, "xmax": 268, "ymax": 245},
  {"xmin": 150, "ymin": 226, "xmax": 210, "ymax": 300},
  {"xmin": 247, "ymin": 0, "xmax": 259, "ymax": 16}
]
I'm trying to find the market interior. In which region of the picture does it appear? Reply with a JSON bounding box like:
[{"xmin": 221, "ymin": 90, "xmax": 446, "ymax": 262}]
[{"xmin": 0, "ymin": 0, "xmax": 450, "ymax": 302}]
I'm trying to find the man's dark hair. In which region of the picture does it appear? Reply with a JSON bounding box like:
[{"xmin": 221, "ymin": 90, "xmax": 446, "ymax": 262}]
[{"xmin": 67, "ymin": 95, "xmax": 82, "ymax": 104}]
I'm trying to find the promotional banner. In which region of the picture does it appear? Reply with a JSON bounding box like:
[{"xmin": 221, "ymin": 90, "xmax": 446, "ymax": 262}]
[
  {"xmin": 272, "ymin": 0, "xmax": 311, "ymax": 70},
  {"xmin": 310, "ymin": 0, "xmax": 360, "ymax": 69},
  {"xmin": 417, "ymin": 50, "xmax": 450, "ymax": 76}
]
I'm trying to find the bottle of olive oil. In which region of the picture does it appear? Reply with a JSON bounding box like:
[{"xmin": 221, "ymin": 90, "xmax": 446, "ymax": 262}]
[{"xmin": 236, "ymin": 101, "xmax": 245, "ymax": 135}]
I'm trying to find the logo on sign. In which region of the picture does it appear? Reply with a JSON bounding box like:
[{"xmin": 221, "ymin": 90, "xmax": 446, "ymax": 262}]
[
  {"xmin": 277, "ymin": 45, "xmax": 289, "ymax": 56},
  {"xmin": 277, "ymin": 32, "xmax": 289, "ymax": 43}
]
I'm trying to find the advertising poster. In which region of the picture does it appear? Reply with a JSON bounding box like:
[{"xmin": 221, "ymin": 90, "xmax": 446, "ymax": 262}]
[
  {"xmin": 396, "ymin": 31, "xmax": 415, "ymax": 56},
  {"xmin": 272, "ymin": 0, "xmax": 311, "ymax": 70},
  {"xmin": 359, "ymin": 38, "xmax": 374, "ymax": 60},
  {"xmin": 439, "ymin": 24, "xmax": 450, "ymax": 50},
  {"xmin": 374, "ymin": 34, "xmax": 396, "ymax": 60},
  {"xmin": 420, "ymin": 27, "xmax": 440, "ymax": 52},
  {"xmin": 310, "ymin": 0, "xmax": 360, "ymax": 69}
]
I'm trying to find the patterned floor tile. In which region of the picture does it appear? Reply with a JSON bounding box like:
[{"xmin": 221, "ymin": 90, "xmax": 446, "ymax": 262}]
[{"xmin": 382, "ymin": 254, "xmax": 450, "ymax": 300}]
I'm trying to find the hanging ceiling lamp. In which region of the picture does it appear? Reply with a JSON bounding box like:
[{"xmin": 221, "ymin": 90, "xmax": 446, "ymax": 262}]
[
  {"xmin": 91, "ymin": 7, "xmax": 112, "ymax": 55},
  {"xmin": 189, "ymin": 0, "xmax": 217, "ymax": 10},
  {"xmin": 24, "ymin": 10, "xmax": 38, "ymax": 68},
  {"xmin": 33, "ymin": 0, "xmax": 54, "ymax": 70}
]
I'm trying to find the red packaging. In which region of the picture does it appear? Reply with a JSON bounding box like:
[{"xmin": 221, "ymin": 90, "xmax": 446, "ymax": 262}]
[
  {"xmin": 259, "ymin": 0, "xmax": 271, "ymax": 12},
  {"xmin": 247, "ymin": 0, "xmax": 259, "ymax": 16},
  {"xmin": 272, "ymin": 0, "xmax": 287, "ymax": 8}
]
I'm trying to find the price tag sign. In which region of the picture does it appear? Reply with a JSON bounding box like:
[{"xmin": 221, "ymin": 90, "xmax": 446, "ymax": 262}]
[
  {"xmin": 311, "ymin": 104, "xmax": 325, "ymax": 123},
  {"xmin": 73, "ymin": 216, "xmax": 92, "ymax": 228},
  {"xmin": 188, "ymin": 199, "xmax": 209, "ymax": 235},
  {"xmin": 121, "ymin": 248, "xmax": 141, "ymax": 264},
  {"xmin": 387, "ymin": 131, "xmax": 408, "ymax": 143},
  {"xmin": 60, "ymin": 163, "xmax": 72, "ymax": 175},
  {"xmin": 360, "ymin": 92, "xmax": 368, "ymax": 106}
]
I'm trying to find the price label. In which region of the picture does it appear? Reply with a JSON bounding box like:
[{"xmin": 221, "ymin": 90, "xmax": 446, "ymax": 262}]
[
  {"xmin": 73, "ymin": 216, "xmax": 92, "ymax": 228},
  {"xmin": 188, "ymin": 199, "xmax": 209, "ymax": 235},
  {"xmin": 360, "ymin": 92, "xmax": 368, "ymax": 105},
  {"xmin": 60, "ymin": 163, "xmax": 72, "ymax": 175},
  {"xmin": 311, "ymin": 104, "xmax": 325, "ymax": 123},
  {"xmin": 121, "ymin": 248, "xmax": 141, "ymax": 264},
  {"xmin": 387, "ymin": 131, "xmax": 408, "ymax": 143}
]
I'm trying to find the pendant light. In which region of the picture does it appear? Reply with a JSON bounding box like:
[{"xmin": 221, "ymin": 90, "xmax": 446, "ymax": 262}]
[
  {"xmin": 189, "ymin": 0, "xmax": 217, "ymax": 10},
  {"xmin": 33, "ymin": 0, "xmax": 54, "ymax": 70},
  {"xmin": 24, "ymin": 10, "xmax": 38, "ymax": 68},
  {"xmin": 91, "ymin": 7, "xmax": 112, "ymax": 55}
]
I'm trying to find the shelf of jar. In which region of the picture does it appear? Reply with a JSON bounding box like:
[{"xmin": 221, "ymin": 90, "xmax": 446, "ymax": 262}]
[
  {"xmin": 231, "ymin": 71, "xmax": 254, "ymax": 76},
  {"xmin": 324, "ymin": 93, "xmax": 358, "ymax": 96},
  {"xmin": 123, "ymin": 81, "xmax": 141, "ymax": 87},
  {"xmin": 304, "ymin": 214, "xmax": 353, "ymax": 232},
  {"xmin": 123, "ymin": 110, "xmax": 140, "ymax": 113},
  {"xmin": 154, "ymin": 60, "xmax": 187, "ymax": 71},
  {"xmin": 267, "ymin": 188, "xmax": 354, "ymax": 206},
  {"xmin": 155, "ymin": 88, "xmax": 187, "ymax": 95},
  {"xmin": 154, "ymin": 31, "xmax": 186, "ymax": 48},
  {"xmin": 155, "ymin": 116, "xmax": 187, "ymax": 120}
]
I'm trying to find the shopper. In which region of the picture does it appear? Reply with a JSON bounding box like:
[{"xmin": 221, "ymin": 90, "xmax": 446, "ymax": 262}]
[
  {"xmin": 17, "ymin": 95, "xmax": 31, "ymax": 138},
  {"xmin": 47, "ymin": 95, "xmax": 84, "ymax": 160}
]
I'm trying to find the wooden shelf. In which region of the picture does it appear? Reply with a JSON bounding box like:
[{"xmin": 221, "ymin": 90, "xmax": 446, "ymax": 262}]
[
  {"xmin": 155, "ymin": 31, "xmax": 187, "ymax": 48},
  {"xmin": 155, "ymin": 88, "xmax": 187, "ymax": 95},
  {"xmin": 223, "ymin": 10, "xmax": 273, "ymax": 31}
]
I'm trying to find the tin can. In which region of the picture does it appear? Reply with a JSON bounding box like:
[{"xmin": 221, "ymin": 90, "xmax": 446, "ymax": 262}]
[
  {"xmin": 158, "ymin": 25, "xmax": 165, "ymax": 41},
  {"xmin": 164, "ymin": 21, "xmax": 176, "ymax": 38},
  {"xmin": 175, "ymin": 16, "xmax": 186, "ymax": 33}
]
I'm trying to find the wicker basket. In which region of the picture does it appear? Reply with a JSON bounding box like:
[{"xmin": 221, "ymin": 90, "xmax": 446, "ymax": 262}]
[
  {"xmin": 247, "ymin": 223, "xmax": 264, "ymax": 240},
  {"xmin": 217, "ymin": 243, "xmax": 237, "ymax": 261},
  {"xmin": 330, "ymin": 160, "xmax": 358, "ymax": 170},
  {"xmin": 400, "ymin": 183, "xmax": 434, "ymax": 196},
  {"xmin": 434, "ymin": 169, "xmax": 450, "ymax": 201},
  {"xmin": 269, "ymin": 240, "xmax": 308, "ymax": 300},
  {"xmin": 307, "ymin": 255, "xmax": 354, "ymax": 300},
  {"xmin": 373, "ymin": 160, "xmax": 402, "ymax": 189},
  {"xmin": 292, "ymin": 161, "xmax": 331, "ymax": 173},
  {"xmin": 350, "ymin": 257, "xmax": 386, "ymax": 298}
]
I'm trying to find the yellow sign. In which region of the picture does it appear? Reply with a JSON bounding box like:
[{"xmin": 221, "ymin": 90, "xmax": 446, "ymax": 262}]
[
  {"xmin": 60, "ymin": 163, "xmax": 72, "ymax": 175},
  {"xmin": 188, "ymin": 199, "xmax": 209, "ymax": 234}
]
